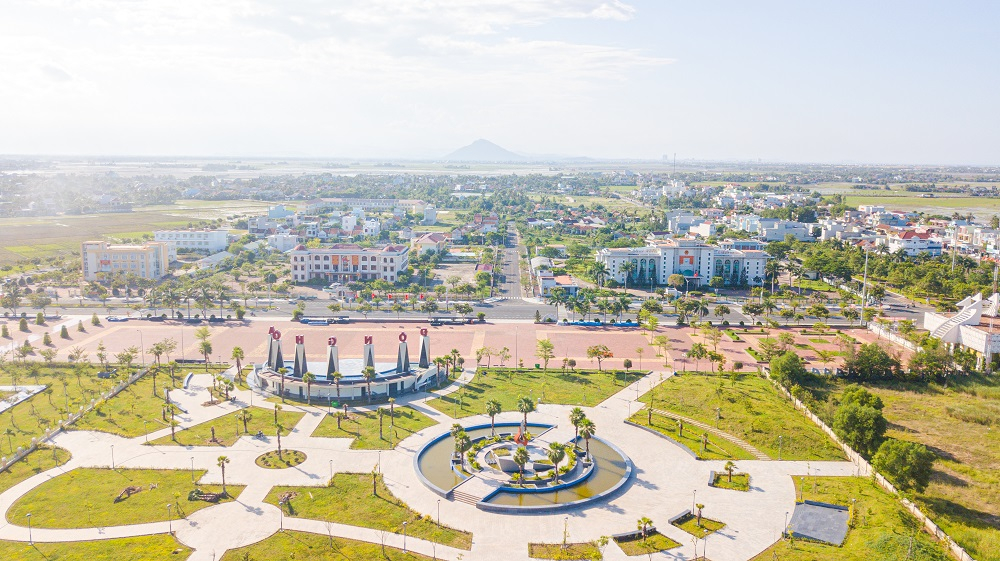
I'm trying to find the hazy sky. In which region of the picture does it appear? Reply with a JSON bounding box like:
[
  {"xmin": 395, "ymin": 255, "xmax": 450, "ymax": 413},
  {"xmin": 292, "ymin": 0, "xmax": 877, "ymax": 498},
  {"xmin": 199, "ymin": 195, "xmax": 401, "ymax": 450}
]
[{"xmin": 3, "ymin": 1, "xmax": 998, "ymax": 163}]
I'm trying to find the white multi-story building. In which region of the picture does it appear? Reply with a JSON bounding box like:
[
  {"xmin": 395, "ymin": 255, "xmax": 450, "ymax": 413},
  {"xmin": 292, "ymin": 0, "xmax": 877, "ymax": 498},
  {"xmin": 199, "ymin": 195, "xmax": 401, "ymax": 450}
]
[
  {"xmin": 154, "ymin": 229, "xmax": 229, "ymax": 259},
  {"xmin": 267, "ymin": 233, "xmax": 302, "ymax": 252},
  {"xmin": 595, "ymin": 238, "xmax": 769, "ymax": 288},
  {"xmin": 81, "ymin": 241, "xmax": 170, "ymax": 281},
  {"xmin": 289, "ymin": 243, "xmax": 409, "ymax": 283},
  {"xmin": 884, "ymin": 230, "xmax": 943, "ymax": 256},
  {"xmin": 362, "ymin": 219, "xmax": 381, "ymax": 237},
  {"xmin": 422, "ymin": 205, "xmax": 437, "ymax": 225}
]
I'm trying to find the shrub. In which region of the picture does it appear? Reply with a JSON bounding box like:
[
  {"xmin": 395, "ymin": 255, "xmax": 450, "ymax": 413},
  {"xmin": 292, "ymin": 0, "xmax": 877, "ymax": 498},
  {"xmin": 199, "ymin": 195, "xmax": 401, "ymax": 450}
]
[
  {"xmin": 91, "ymin": 313, "xmax": 100, "ymax": 326},
  {"xmin": 19, "ymin": 317, "xmax": 29, "ymax": 332},
  {"xmin": 36, "ymin": 312, "xmax": 45, "ymax": 325},
  {"xmin": 42, "ymin": 332, "xmax": 52, "ymax": 346},
  {"xmin": 1, "ymin": 324, "xmax": 8, "ymax": 338},
  {"xmin": 739, "ymin": 321, "xmax": 745, "ymax": 326},
  {"xmin": 60, "ymin": 325, "xmax": 69, "ymax": 338},
  {"xmin": 77, "ymin": 320, "xmax": 85, "ymax": 332}
]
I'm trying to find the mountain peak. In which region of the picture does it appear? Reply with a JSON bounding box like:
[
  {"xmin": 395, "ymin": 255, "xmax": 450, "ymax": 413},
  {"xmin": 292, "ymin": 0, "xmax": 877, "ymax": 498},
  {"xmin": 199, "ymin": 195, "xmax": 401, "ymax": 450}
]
[{"xmin": 444, "ymin": 139, "xmax": 524, "ymax": 162}]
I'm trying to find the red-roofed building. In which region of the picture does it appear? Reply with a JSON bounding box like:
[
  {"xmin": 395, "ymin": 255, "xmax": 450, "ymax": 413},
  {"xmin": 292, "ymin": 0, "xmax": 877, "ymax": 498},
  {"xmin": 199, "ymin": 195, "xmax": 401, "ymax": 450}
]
[{"xmin": 289, "ymin": 243, "xmax": 409, "ymax": 283}]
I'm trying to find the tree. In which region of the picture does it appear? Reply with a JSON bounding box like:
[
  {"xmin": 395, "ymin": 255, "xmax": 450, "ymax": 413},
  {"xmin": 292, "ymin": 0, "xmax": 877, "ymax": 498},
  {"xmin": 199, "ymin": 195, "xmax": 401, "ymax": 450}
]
[
  {"xmin": 872, "ymin": 439, "xmax": 936, "ymax": 493},
  {"xmin": 578, "ymin": 418, "xmax": 596, "ymax": 457},
  {"xmin": 330, "ymin": 371, "xmax": 343, "ymax": 400},
  {"xmin": 276, "ymin": 424, "xmax": 284, "ymax": 458},
  {"xmin": 238, "ymin": 408, "xmax": 253, "ymax": 433},
  {"xmin": 668, "ymin": 274, "xmax": 685, "ymax": 292},
  {"xmin": 686, "ymin": 343, "xmax": 708, "ymax": 370},
  {"xmin": 517, "ymin": 395, "xmax": 535, "ymax": 428},
  {"xmin": 569, "ymin": 407, "xmax": 586, "ymax": 443},
  {"xmin": 623, "ymin": 358, "xmax": 632, "ymax": 371},
  {"xmin": 231, "ymin": 346, "xmax": 245, "ymax": 381},
  {"xmin": 841, "ymin": 384, "xmax": 884, "ymax": 410},
  {"xmin": 454, "ymin": 431, "xmax": 472, "ymax": 468},
  {"xmin": 843, "ymin": 308, "xmax": 859, "ymax": 325},
  {"xmin": 513, "ymin": 446, "xmax": 529, "ymax": 482},
  {"xmin": 714, "ymin": 304, "xmax": 731, "ymax": 320},
  {"xmin": 362, "ymin": 366, "xmax": 377, "ymax": 403},
  {"xmin": 769, "ymin": 351, "xmax": 809, "ymax": 387},
  {"xmin": 637, "ymin": 517, "xmax": 653, "ymax": 543},
  {"xmin": 833, "ymin": 401, "xmax": 887, "ymax": 457},
  {"xmin": 695, "ymin": 503, "xmax": 705, "ymax": 527},
  {"xmin": 586, "ymin": 345, "xmax": 613, "ymax": 371},
  {"xmin": 743, "ymin": 303, "xmax": 764, "ymax": 323},
  {"xmin": 536, "ymin": 338, "xmax": 555, "ymax": 370},
  {"xmin": 724, "ymin": 460, "xmax": 737, "ymax": 482},
  {"xmin": 302, "ymin": 372, "xmax": 317, "ymax": 405},
  {"xmin": 485, "ymin": 399, "xmax": 502, "ymax": 436},
  {"xmin": 199, "ymin": 340, "xmax": 213, "ymax": 370},
  {"xmin": 547, "ymin": 442, "xmax": 566, "ymax": 483},
  {"xmin": 844, "ymin": 343, "xmax": 901, "ymax": 380},
  {"xmin": 218, "ymin": 456, "xmax": 231, "ymax": 496}
]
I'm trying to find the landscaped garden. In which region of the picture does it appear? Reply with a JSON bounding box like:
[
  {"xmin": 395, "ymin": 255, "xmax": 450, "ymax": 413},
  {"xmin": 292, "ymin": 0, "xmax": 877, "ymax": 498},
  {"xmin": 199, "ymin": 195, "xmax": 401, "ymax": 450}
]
[
  {"xmin": 626, "ymin": 410, "xmax": 755, "ymax": 460},
  {"xmin": 711, "ymin": 470, "xmax": 750, "ymax": 492},
  {"xmin": 0, "ymin": 446, "xmax": 71, "ymax": 495},
  {"xmin": 311, "ymin": 406, "xmax": 436, "ymax": 449},
  {"xmin": 264, "ymin": 473, "xmax": 472, "ymax": 549},
  {"xmin": 220, "ymin": 530, "xmax": 433, "ymax": 561},
  {"xmin": 148, "ymin": 406, "xmax": 303, "ymax": 447},
  {"xmin": 72, "ymin": 367, "xmax": 190, "ymax": 438},
  {"xmin": 751, "ymin": 477, "xmax": 951, "ymax": 561},
  {"xmin": 639, "ymin": 372, "xmax": 845, "ymax": 461},
  {"xmin": 256, "ymin": 449, "xmax": 306, "ymax": 469},
  {"xmin": 0, "ymin": 534, "xmax": 191, "ymax": 561},
  {"xmin": 614, "ymin": 531, "xmax": 680, "ymax": 556},
  {"xmin": 7, "ymin": 467, "xmax": 241, "ymax": 528},
  {"xmin": 528, "ymin": 541, "xmax": 602, "ymax": 560},
  {"xmin": 425, "ymin": 367, "xmax": 645, "ymax": 418},
  {"xmin": 671, "ymin": 512, "xmax": 725, "ymax": 538}
]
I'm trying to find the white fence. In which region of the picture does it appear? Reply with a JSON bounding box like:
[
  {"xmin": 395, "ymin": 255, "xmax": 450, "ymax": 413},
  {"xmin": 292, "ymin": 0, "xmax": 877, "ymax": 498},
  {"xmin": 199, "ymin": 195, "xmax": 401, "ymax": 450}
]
[
  {"xmin": 868, "ymin": 323, "xmax": 919, "ymax": 351},
  {"xmin": 766, "ymin": 375, "xmax": 975, "ymax": 561}
]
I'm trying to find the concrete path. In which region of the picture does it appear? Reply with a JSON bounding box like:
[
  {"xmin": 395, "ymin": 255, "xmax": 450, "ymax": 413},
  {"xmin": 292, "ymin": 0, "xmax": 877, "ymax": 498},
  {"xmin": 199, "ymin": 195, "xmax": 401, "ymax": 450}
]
[{"xmin": 650, "ymin": 407, "xmax": 771, "ymax": 460}]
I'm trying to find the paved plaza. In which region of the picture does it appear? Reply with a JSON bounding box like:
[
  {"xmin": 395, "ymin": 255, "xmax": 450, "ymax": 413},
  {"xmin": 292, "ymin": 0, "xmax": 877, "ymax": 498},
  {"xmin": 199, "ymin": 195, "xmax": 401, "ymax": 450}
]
[{"xmin": 0, "ymin": 317, "xmax": 868, "ymax": 560}]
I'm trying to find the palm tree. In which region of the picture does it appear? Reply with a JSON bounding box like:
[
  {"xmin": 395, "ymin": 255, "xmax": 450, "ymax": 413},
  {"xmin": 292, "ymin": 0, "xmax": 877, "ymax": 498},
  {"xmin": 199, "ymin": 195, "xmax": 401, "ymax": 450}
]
[
  {"xmin": 302, "ymin": 372, "xmax": 316, "ymax": 406},
  {"xmin": 637, "ymin": 517, "xmax": 653, "ymax": 543},
  {"xmin": 276, "ymin": 424, "xmax": 284, "ymax": 458},
  {"xmin": 273, "ymin": 403, "xmax": 282, "ymax": 425},
  {"xmin": 362, "ymin": 366, "xmax": 377, "ymax": 403},
  {"xmin": 516, "ymin": 396, "xmax": 535, "ymax": 430},
  {"xmin": 547, "ymin": 442, "xmax": 566, "ymax": 483},
  {"xmin": 199, "ymin": 340, "xmax": 213, "ymax": 370},
  {"xmin": 454, "ymin": 432, "xmax": 471, "ymax": 468},
  {"xmin": 513, "ymin": 446, "xmax": 529, "ymax": 483},
  {"xmin": 231, "ymin": 347, "xmax": 245, "ymax": 382},
  {"xmin": 569, "ymin": 407, "xmax": 586, "ymax": 444},
  {"xmin": 330, "ymin": 371, "xmax": 343, "ymax": 401},
  {"xmin": 578, "ymin": 418, "xmax": 596, "ymax": 457},
  {"xmin": 218, "ymin": 456, "xmax": 231, "ymax": 496},
  {"xmin": 591, "ymin": 261, "xmax": 610, "ymax": 288},
  {"xmin": 377, "ymin": 407, "xmax": 385, "ymax": 439},
  {"xmin": 620, "ymin": 261, "xmax": 637, "ymax": 294},
  {"xmin": 485, "ymin": 399, "xmax": 502, "ymax": 436},
  {"xmin": 238, "ymin": 408, "xmax": 253, "ymax": 433},
  {"xmin": 695, "ymin": 503, "xmax": 705, "ymax": 527},
  {"xmin": 724, "ymin": 460, "xmax": 737, "ymax": 482}
]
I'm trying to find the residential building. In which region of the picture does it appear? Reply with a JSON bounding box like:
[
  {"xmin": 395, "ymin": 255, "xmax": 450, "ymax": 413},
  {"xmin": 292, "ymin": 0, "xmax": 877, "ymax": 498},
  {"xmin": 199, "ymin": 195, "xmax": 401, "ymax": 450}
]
[
  {"xmin": 538, "ymin": 272, "xmax": 580, "ymax": 296},
  {"xmin": 288, "ymin": 243, "xmax": 409, "ymax": 283},
  {"xmin": 759, "ymin": 220, "xmax": 813, "ymax": 242},
  {"xmin": 422, "ymin": 205, "xmax": 437, "ymax": 225},
  {"xmin": 412, "ymin": 232, "xmax": 449, "ymax": 254},
  {"xmin": 884, "ymin": 230, "xmax": 943, "ymax": 256},
  {"xmin": 81, "ymin": 241, "xmax": 170, "ymax": 281},
  {"xmin": 267, "ymin": 233, "xmax": 302, "ymax": 252},
  {"xmin": 595, "ymin": 238, "xmax": 769, "ymax": 288},
  {"xmin": 153, "ymin": 229, "xmax": 229, "ymax": 260}
]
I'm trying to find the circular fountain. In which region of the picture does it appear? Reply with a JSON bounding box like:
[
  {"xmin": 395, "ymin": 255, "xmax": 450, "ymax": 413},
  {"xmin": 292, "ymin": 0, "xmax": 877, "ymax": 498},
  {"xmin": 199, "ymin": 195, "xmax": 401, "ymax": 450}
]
[{"xmin": 414, "ymin": 422, "xmax": 633, "ymax": 513}]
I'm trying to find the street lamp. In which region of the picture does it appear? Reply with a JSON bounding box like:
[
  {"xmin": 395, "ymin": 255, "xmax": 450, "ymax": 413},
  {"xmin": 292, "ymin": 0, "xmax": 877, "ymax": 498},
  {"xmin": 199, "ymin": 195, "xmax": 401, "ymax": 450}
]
[
  {"xmin": 437, "ymin": 499, "xmax": 441, "ymax": 526},
  {"xmin": 692, "ymin": 490, "xmax": 696, "ymax": 514},
  {"xmin": 136, "ymin": 329, "xmax": 145, "ymax": 367},
  {"xmin": 402, "ymin": 521, "xmax": 408, "ymax": 552},
  {"xmin": 167, "ymin": 504, "xmax": 173, "ymax": 534},
  {"xmin": 778, "ymin": 435, "xmax": 783, "ymax": 461},
  {"xmin": 329, "ymin": 460, "xmax": 333, "ymax": 483},
  {"xmin": 784, "ymin": 511, "xmax": 789, "ymax": 538},
  {"xmin": 191, "ymin": 457, "xmax": 195, "ymax": 483},
  {"xmin": 111, "ymin": 444, "xmax": 115, "ymax": 469},
  {"xmin": 26, "ymin": 513, "xmax": 32, "ymax": 545}
]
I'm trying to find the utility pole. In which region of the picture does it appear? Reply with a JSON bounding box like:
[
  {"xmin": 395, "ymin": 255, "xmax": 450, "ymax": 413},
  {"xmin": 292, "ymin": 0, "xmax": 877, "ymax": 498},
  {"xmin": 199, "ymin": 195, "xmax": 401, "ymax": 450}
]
[{"xmin": 860, "ymin": 248, "xmax": 869, "ymax": 326}]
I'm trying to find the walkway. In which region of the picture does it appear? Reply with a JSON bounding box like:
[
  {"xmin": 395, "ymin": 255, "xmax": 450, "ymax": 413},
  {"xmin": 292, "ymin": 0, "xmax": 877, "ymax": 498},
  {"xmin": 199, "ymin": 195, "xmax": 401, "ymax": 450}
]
[{"xmin": 649, "ymin": 407, "xmax": 771, "ymax": 460}]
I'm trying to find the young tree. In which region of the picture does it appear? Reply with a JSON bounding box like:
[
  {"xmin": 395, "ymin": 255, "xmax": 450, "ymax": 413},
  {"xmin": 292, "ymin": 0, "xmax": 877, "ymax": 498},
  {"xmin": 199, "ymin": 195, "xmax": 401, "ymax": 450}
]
[
  {"xmin": 362, "ymin": 366, "xmax": 377, "ymax": 403},
  {"xmin": 517, "ymin": 395, "xmax": 536, "ymax": 428},
  {"xmin": 485, "ymin": 399, "xmax": 502, "ymax": 436},
  {"xmin": 513, "ymin": 446, "xmax": 529, "ymax": 482},
  {"xmin": 586, "ymin": 345, "xmax": 613, "ymax": 371},
  {"xmin": 578, "ymin": 418, "xmax": 596, "ymax": 457},
  {"xmin": 217, "ymin": 456, "xmax": 231, "ymax": 495},
  {"xmin": 231, "ymin": 346, "xmax": 245, "ymax": 381},
  {"xmin": 569, "ymin": 407, "xmax": 586, "ymax": 443},
  {"xmin": 302, "ymin": 372, "xmax": 317, "ymax": 405},
  {"xmin": 536, "ymin": 338, "xmax": 555, "ymax": 370},
  {"xmin": 724, "ymin": 460, "xmax": 737, "ymax": 482},
  {"xmin": 547, "ymin": 442, "xmax": 566, "ymax": 483}
]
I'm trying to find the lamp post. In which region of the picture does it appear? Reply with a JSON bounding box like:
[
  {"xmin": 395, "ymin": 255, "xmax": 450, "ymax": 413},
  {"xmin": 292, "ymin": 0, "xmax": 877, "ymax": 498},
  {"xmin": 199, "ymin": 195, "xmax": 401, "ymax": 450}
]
[
  {"xmin": 692, "ymin": 490, "xmax": 696, "ymax": 514},
  {"xmin": 136, "ymin": 329, "xmax": 145, "ymax": 367},
  {"xmin": 26, "ymin": 513, "xmax": 32, "ymax": 545},
  {"xmin": 402, "ymin": 521, "xmax": 408, "ymax": 552},
  {"xmin": 778, "ymin": 435, "xmax": 783, "ymax": 461},
  {"xmin": 784, "ymin": 511, "xmax": 789, "ymax": 538},
  {"xmin": 167, "ymin": 504, "xmax": 172, "ymax": 534},
  {"xmin": 111, "ymin": 444, "xmax": 115, "ymax": 469},
  {"xmin": 329, "ymin": 460, "xmax": 333, "ymax": 483},
  {"xmin": 437, "ymin": 499, "xmax": 441, "ymax": 526},
  {"xmin": 144, "ymin": 421, "xmax": 148, "ymax": 443},
  {"xmin": 191, "ymin": 457, "xmax": 195, "ymax": 483}
]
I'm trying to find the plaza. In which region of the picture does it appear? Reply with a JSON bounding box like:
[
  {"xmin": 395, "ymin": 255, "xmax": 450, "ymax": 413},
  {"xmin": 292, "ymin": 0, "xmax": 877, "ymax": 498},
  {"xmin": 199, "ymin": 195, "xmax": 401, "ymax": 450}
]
[{"xmin": 0, "ymin": 318, "xmax": 874, "ymax": 560}]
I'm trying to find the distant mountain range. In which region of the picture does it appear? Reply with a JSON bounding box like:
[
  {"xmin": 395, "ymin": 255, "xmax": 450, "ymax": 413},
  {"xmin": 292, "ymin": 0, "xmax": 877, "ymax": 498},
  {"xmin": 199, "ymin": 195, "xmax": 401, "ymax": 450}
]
[{"xmin": 444, "ymin": 139, "xmax": 525, "ymax": 162}]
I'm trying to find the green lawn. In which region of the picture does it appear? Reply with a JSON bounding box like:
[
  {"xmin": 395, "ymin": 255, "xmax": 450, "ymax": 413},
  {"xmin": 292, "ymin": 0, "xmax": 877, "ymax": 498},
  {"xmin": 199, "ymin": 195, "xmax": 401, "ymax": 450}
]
[
  {"xmin": 148, "ymin": 406, "xmax": 303, "ymax": 447},
  {"xmin": 72, "ymin": 368, "xmax": 186, "ymax": 438},
  {"xmin": 0, "ymin": 446, "xmax": 71, "ymax": 495},
  {"xmin": 0, "ymin": 534, "xmax": 191, "ymax": 561},
  {"xmin": 639, "ymin": 373, "xmax": 844, "ymax": 461},
  {"xmin": 614, "ymin": 532, "xmax": 681, "ymax": 556},
  {"xmin": 425, "ymin": 367, "xmax": 645, "ymax": 419},
  {"xmin": 311, "ymin": 406, "xmax": 436, "ymax": 449},
  {"xmin": 265, "ymin": 473, "xmax": 472, "ymax": 549},
  {"xmin": 221, "ymin": 530, "xmax": 433, "ymax": 561},
  {"xmin": 256, "ymin": 449, "xmax": 306, "ymax": 469},
  {"xmin": 528, "ymin": 542, "xmax": 602, "ymax": 560},
  {"xmin": 672, "ymin": 513, "xmax": 725, "ymax": 538},
  {"xmin": 751, "ymin": 477, "xmax": 951, "ymax": 561},
  {"xmin": 712, "ymin": 472, "xmax": 750, "ymax": 492},
  {"xmin": 627, "ymin": 410, "xmax": 755, "ymax": 460},
  {"xmin": 7, "ymin": 467, "xmax": 241, "ymax": 528}
]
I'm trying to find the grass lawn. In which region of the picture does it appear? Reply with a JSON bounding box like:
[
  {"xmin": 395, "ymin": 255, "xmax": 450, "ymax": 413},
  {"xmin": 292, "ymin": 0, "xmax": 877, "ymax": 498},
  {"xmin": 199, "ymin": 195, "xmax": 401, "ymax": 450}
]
[
  {"xmin": 751, "ymin": 477, "xmax": 951, "ymax": 561},
  {"xmin": 0, "ymin": 446, "xmax": 71, "ymax": 495},
  {"xmin": 0, "ymin": 534, "xmax": 191, "ymax": 561},
  {"xmin": 528, "ymin": 542, "xmax": 602, "ymax": 560},
  {"xmin": 672, "ymin": 513, "xmax": 725, "ymax": 538},
  {"xmin": 825, "ymin": 377, "xmax": 1000, "ymax": 561},
  {"xmin": 724, "ymin": 329, "xmax": 742, "ymax": 341},
  {"xmin": 7, "ymin": 467, "xmax": 241, "ymax": 528},
  {"xmin": 712, "ymin": 472, "xmax": 750, "ymax": 491},
  {"xmin": 148, "ymin": 406, "xmax": 303, "ymax": 447},
  {"xmin": 0, "ymin": 363, "xmax": 128, "ymax": 454},
  {"xmin": 639, "ymin": 373, "xmax": 844, "ymax": 461},
  {"xmin": 265, "ymin": 473, "xmax": 472, "ymax": 550},
  {"xmin": 221, "ymin": 530, "xmax": 433, "ymax": 561},
  {"xmin": 614, "ymin": 532, "xmax": 681, "ymax": 556},
  {"xmin": 746, "ymin": 347, "xmax": 764, "ymax": 362},
  {"xmin": 627, "ymin": 410, "xmax": 755, "ymax": 460},
  {"xmin": 256, "ymin": 449, "xmax": 306, "ymax": 469},
  {"xmin": 72, "ymin": 368, "xmax": 186, "ymax": 438},
  {"xmin": 425, "ymin": 367, "xmax": 645, "ymax": 419},
  {"xmin": 311, "ymin": 406, "xmax": 436, "ymax": 449}
]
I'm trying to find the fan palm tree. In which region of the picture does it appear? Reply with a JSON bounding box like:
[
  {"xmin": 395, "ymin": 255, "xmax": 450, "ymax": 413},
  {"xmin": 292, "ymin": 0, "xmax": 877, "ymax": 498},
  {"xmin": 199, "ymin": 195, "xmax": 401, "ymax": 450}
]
[
  {"xmin": 569, "ymin": 407, "xmax": 586, "ymax": 444},
  {"xmin": 362, "ymin": 366, "xmax": 377, "ymax": 403},
  {"xmin": 330, "ymin": 371, "xmax": 343, "ymax": 401},
  {"xmin": 302, "ymin": 372, "xmax": 317, "ymax": 405},
  {"xmin": 516, "ymin": 396, "xmax": 535, "ymax": 430},
  {"xmin": 231, "ymin": 347, "xmax": 245, "ymax": 382},
  {"xmin": 578, "ymin": 418, "xmax": 596, "ymax": 457},
  {"xmin": 485, "ymin": 399, "xmax": 502, "ymax": 436},
  {"xmin": 218, "ymin": 456, "xmax": 231, "ymax": 495},
  {"xmin": 620, "ymin": 261, "xmax": 637, "ymax": 294},
  {"xmin": 637, "ymin": 517, "xmax": 653, "ymax": 543},
  {"xmin": 237, "ymin": 408, "xmax": 253, "ymax": 433},
  {"xmin": 547, "ymin": 442, "xmax": 566, "ymax": 483},
  {"xmin": 513, "ymin": 446, "xmax": 530, "ymax": 483}
]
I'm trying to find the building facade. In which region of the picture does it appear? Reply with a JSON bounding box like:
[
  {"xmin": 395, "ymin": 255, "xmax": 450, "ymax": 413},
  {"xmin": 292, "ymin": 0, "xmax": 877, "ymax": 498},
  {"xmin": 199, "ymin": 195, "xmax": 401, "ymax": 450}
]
[
  {"xmin": 289, "ymin": 243, "xmax": 409, "ymax": 283},
  {"xmin": 153, "ymin": 229, "xmax": 229, "ymax": 259},
  {"xmin": 595, "ymin": 238, "xmax": 769, "ymax": 288},
  {"xmin": 81, "ymin": 241, "xmax": 170, "ymax": 281}
]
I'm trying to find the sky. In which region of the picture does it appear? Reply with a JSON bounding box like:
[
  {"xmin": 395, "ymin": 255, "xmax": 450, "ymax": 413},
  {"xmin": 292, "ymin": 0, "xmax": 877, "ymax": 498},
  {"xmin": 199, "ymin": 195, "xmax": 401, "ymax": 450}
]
[{"xmin": 2, "ymin": 1, "xmax": 999, "ymax": 164}]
